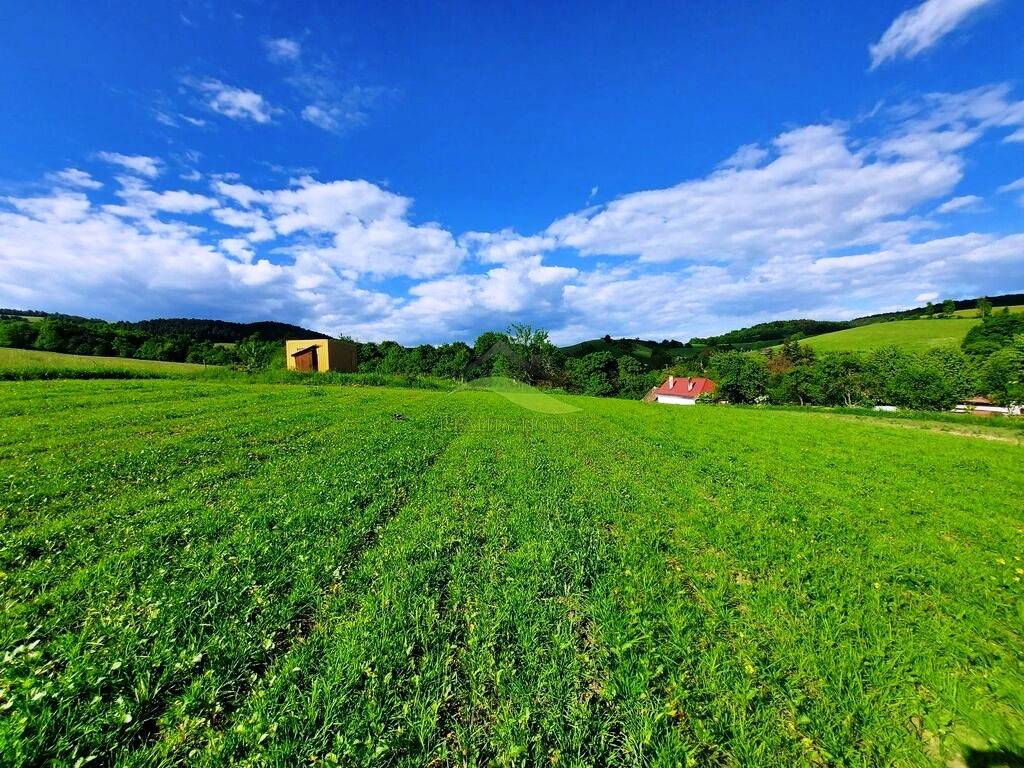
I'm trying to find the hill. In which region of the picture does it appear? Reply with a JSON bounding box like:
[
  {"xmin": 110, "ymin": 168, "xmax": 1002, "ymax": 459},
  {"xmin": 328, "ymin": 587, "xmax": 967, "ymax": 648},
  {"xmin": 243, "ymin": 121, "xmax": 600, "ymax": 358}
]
[
  {"xmin": 2, "ymin": 378, "xmax": 1021, "ymax": 765},
  {"xmin": 795, "ymin": 317, "xmax": 980, "ymax": 353},
  {"xmin": 953, "ymin": 304, "xmax": 1024, "ymax": 318},
  {"xmin": 563, "ymin": 294, "xmax": 1024, "ymax": 369},
  {"xmin": 0, "ymin": 347, "xmax": 209, "ymax": 379},
  {"xmin": 133, "ymin": 317, "xmax": 325, "ymax": 343},
  {"xmin": 688, "ymin": 318, "xmax": 851, "ymax": 346}
]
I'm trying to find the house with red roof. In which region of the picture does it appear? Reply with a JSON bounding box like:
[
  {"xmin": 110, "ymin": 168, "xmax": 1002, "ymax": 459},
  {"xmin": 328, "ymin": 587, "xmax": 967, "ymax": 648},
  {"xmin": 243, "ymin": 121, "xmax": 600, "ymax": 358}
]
[{"xmin": 645, "ymin": 375, "xmax": 716, "ymax": 405}]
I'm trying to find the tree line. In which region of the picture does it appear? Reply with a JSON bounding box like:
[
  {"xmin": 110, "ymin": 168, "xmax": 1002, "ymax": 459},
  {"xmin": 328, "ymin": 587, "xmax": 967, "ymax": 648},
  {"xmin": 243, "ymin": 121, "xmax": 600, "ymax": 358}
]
[
  {"xmin": 703, "ymin": 310, "xmax": 1024, "ymax": 409},
  {"xmin": 0, "ymin": 314, "xmax": 323, "ymax": 368},
  {"xmin": 355, "ymin": 324, "xmax": 662, "ymax": 398},
  {"xmin": 0, "ymin": 314, "xmax": 243, "ymax": 366},
  {"xmin": 3, "ymin": 304, "xmax": 1021, "ymax": 408}
]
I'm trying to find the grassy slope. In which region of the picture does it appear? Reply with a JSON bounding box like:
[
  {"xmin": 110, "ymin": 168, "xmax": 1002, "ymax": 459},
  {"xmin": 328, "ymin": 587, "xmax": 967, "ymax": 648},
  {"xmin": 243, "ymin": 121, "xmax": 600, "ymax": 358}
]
[
  {"xmin": 0, "ymin": 347, "xmax": 207, "ymax": 377},
  {"xmin": 0, "ymin": 381, "xmax": 1022, "ymax": 766},
  {"xmin": 797, "ymin": 318, "xmax": 980, "ymax": 353},
  {"xmin": 953, "ymin": 305, "xmax": 1024, "ymax": 318}
]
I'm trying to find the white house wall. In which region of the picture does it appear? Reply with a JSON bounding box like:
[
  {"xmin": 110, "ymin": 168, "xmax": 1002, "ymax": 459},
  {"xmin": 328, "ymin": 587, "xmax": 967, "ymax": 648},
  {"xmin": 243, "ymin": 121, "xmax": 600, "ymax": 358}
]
[{"xmin": 656, "ymin": 395, "xmax": 697, "ymax": 406}]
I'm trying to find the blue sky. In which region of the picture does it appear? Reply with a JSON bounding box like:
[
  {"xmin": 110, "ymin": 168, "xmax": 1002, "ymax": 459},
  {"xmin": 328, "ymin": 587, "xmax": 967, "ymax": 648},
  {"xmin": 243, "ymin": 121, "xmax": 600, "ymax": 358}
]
[{"xmin": 1, "ymin": 0, "xmax": 1022, "ymax": 344}]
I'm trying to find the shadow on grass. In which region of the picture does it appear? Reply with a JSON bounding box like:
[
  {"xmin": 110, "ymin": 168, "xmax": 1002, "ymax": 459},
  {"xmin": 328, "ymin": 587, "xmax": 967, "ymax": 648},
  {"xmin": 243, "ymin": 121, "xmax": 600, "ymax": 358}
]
[
  {"xmin": 455, "ymin": 376, "xmax": 580, "ymax": 414},
  {"xmin": 964, "ymin": 749, "xmax": 1024, "ymax": 768}
]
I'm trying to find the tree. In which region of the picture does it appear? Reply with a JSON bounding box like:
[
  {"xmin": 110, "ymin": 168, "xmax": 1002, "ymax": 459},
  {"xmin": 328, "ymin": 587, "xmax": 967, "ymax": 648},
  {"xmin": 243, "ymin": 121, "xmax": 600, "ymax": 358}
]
[
  {"xmin": 962, "ymin": 312, "xmax": 1024, "ymax": 357},
  {"xmin": 469, "ymin": 331, "xmax": 508, "ymax": 377},
  {"xmin": 863, "ymin": 347, "xmax": 963, "ymax": 410},
  {"xmin": 982, "ymin": 337, "xmax": 1024, "ymax": 406},
  {"xmin": 941, "ymin": 299, "xmax": 956, "ymax": 318},
  {"xmin": 32, "ymin": 316, "xmax": 78, "ymax": 352},
  {"xmin": 708, "ymin": 351, "xmax": 768, "ymax": 403},
  {"xmin": 235, "ymin": 335, "xmax": 280, "ymax": 373},
  {"xmin": 504, "ymin": 323, "xmax": 559, "ymax": 384},
  {"xmin": 432, "ymin": 342, "xmax": 472, "ymax": 379},
  {"xmin": 186, "ymin": 341, "xmax": 233, "ymax": 366},
  {"xmin": 977, "ymin": 296, "xmax": 993, "ymax": 318},
  {"xmin": 566, "ymin": 352, "xmax": 617, "ymax": 396},
  {"xmin": 813, "ymin": 352, "xmax": 865, "ymax": 406},
  {"xmin": 768, "ymin": 366, "xmax": 820, "ymax": 406},
  {"xmin": 0, "ymin": 320, "xmax": 39, "ymax": 349},
  {"xmin": 616, "ymin": 355, "xmax": 654, "ymax": 399},
  {"xmin": 377, "ymin": 343, "xmax": 412, "ymax": 374},
  {"xmin": 473, "ymin": 331, "xmax": 506, "ymax": 358},
  {"xmin": 924, "ymin": 301, "xmax": 935, "ymax": 318},
  {"xmin": 925, "ymin": 348, "xmax": 977, "ymax": 404}
]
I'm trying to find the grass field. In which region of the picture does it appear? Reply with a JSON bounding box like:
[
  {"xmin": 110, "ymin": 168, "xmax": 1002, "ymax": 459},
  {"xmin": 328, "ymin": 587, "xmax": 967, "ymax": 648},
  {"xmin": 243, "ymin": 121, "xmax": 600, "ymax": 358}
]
[
  {"xmin": 0, "ymin": 348, "xmax": 207, "ymax": 379},
  {"xmin": 1, "ymin": 380, "xmax": 1022, "ymax": 766},
  {"xmin": 796, "ymin": 318, "xmax": 980, "ymax": 354},
  {"xmin": 953, "ymin": 305, "xmax": 1024, "ymax": 319}
]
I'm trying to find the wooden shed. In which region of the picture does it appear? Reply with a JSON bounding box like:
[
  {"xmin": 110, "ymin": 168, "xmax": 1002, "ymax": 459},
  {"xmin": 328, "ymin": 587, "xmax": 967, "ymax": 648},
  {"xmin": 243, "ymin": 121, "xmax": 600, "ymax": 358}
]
[{"xmin": 285, "ymin": 339, "xmax": 357, "ymax": 373}]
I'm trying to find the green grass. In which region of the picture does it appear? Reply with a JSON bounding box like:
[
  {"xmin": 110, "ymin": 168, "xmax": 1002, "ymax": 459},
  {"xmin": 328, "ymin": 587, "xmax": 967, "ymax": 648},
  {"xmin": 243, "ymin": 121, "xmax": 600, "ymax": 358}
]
[
  {"xmin": 953, "ymin": 305, "xmax": 1024, "ymax": 318},
  {"xmin": 0, "ymin": 348, "xmax": 453, "ymax": 390},
  {"xmin": 0, "ymin": 347, "xmax": 208, "ymax": 379},
  {"xmin": 1, "ymin": 380, "xmax": 1022, "ymax": 766},
  {"xmin": 796, "ymin": 318, "xmax": 981, "ymax": 353}
]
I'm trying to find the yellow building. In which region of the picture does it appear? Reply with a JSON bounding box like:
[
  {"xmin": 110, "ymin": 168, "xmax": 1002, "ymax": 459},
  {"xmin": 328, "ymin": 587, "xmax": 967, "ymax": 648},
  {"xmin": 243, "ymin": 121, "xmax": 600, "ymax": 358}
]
[{"xmin": 284, "ymin": 339, "xmax": 357, "ymax": 373}]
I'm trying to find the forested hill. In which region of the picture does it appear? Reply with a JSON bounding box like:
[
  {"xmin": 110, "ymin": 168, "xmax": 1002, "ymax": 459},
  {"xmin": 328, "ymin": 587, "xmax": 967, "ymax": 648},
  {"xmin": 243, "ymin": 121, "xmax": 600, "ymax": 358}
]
[
  {"xmin": 849, "ymin": 292, "xmax": 1024, "ymax": 326},
  {"xmin": 0, "ymin": 312, "xmax": 324, "ymax": 343},
  {"xmin": 0, "ymin": 312, "xmax": 329, "ymax": 367},
  {"xmin": 689, "ymin": 319, "xmax": 850, "ymax": 347},
  {"xmin": 133, "ymin": 318, "xmax": 323, "ymax": 343},
  {"xmin": 562, "ymin": 293, "xmax": 1024, "ymax": 357}
]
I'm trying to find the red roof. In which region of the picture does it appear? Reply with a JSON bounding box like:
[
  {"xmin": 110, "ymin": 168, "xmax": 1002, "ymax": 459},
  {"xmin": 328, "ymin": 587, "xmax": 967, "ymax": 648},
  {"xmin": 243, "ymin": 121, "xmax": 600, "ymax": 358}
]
[{"xmin": 654, "ymin": 376, "xmax": 716, "ymax": 398}]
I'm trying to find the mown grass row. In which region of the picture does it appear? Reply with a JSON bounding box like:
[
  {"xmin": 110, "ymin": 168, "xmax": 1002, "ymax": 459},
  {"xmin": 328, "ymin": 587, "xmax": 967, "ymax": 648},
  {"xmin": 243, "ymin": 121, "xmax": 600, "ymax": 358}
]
[
  {"xmin": 1, "ymin": 380, "xmax": 1021, "ymax": 766},
  {"xmin": 1, "ymin": 382, "xmax": 463, "ymax": 766}
]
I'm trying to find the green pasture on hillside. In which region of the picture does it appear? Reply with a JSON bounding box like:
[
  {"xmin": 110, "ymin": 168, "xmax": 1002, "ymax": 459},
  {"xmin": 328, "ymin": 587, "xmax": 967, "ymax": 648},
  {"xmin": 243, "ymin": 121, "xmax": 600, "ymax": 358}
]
[
  {"xmin": 0, "ymin": 347, "xmax": 207, "ymax": 379},
  {"xmin": 1, "ymin": 380, "xmax": 1022, "ymax": 766},
  {"xmin": 953, "ymin": 305, "xmax": 1024, "ymax": 318},
  {"xmin": 797, "ymin": 318, "xmax": 980, "ymax": 353}
]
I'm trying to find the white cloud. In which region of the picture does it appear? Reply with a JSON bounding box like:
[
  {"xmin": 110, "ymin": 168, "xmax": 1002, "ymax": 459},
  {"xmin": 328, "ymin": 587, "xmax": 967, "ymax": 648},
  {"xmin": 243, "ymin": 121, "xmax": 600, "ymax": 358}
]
[
  {"xmin": 210, "ymin": 207, "xmax": 275, "ymax": 242},
  {"xmin": 460, "ymin": 229, "xmax": 557, "ymax": 264},
  {"xmin": 96, "ymin": 152, "xmax": 162, "ymax": 178},
  {"xmin": 4, "ymin": 85, "xmax": 1024, "ymax": 344},
  {"xmin": 266, "ymin": 177, "xmax": 409, "ymax": 233},
  {"xmin": 343, "ymin": 256, "xmax": 578, "ymax": 343},
  {"xmin": 219, "ymin": 237, "xmax": 255, "ymax": 263},
  {"xmin": 0, "ymin": 188, "xmax": 395, "ymax": 331},
  {"xmin": 154, "ymin": 110, "xmax": 178, "ymax": 127},
  {"xmin": 916, "ymin": 291, "xmax": 940, "ymax": 302},
  {"xmin": 265, "ymin": 37, "xmax": 301, "ymax": 63},
  {"xmin": 207, "ymin": 176, "xmax": 464, "ymax": 278},
  {"xmin": 547, "ymin": 123, "xmax": 959, "ymax": 264},
  {"xmin": 937, "ymin": 194, "xmax": 982, "ymax": 213},
  {"xmin": 301, "ymin": 104, "xmax": 340, "ymax": 132},
  {"xmin": 108, "ymin": 176, "xmax": 218, "ymax": 217},
  {"xmin": 869, "ymin": 0, "xmax": 996, "ymax": 69},
  {"xmin": 48, "ymin": 168, "xmax": 102, "ymax": 190},
  {"xmin": 719, "ymin": 143, "xmax": 769, "ymax": 169},
  {"xmin": 189, "ymin": 78, "xmax": 276, "ymax": 124},
  {"xmin": 300, "ymin": 87, "xmax": 394, "ymax": 134},
  {"xmin": 998, "ymin": 177, "xmax": 1024, "ymax": 193}
]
